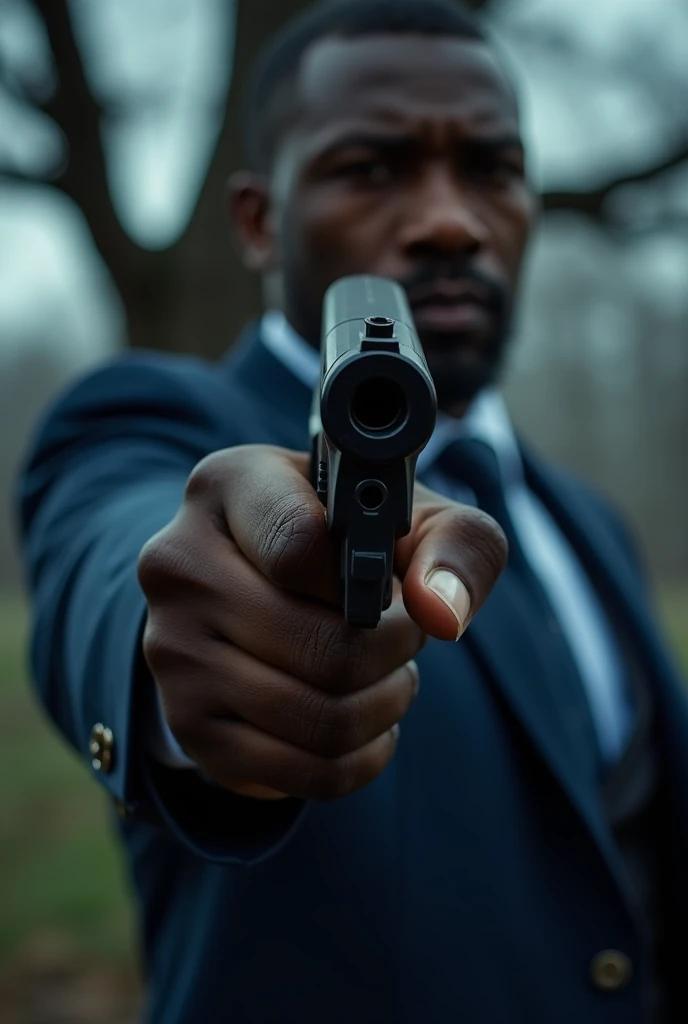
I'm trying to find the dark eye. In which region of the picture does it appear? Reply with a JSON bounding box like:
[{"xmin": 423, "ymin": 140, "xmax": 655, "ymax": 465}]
[
  {"xmin": 467, "ymin": 150, "xmax": 524, "ymax": 185},
  {"xmin": 334, "ymin": 158, "xmax": 391, "ymax": 185}
]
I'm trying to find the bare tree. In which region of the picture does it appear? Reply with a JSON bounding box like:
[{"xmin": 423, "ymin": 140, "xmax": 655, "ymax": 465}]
[
  {"xmin": 1, "ymin": 0, "xmax": 315, "ymax": 356},
  {"xmin": 1, "ymin": 0, "xmax": 687, "ymax": 356}
]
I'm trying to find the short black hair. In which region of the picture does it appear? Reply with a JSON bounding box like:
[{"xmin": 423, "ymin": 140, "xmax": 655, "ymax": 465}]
[{"xmin": 243, "ymin": 0, "xmax": 488, "ymax": 171}]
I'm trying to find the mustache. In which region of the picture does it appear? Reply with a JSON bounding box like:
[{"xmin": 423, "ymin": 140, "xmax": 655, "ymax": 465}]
[{"xmin": 397, "ymin": 261, "xmax": 510, "ymax": 317}]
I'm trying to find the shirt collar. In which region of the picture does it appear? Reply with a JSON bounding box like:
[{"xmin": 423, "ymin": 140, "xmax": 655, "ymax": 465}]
[
  {"xmin": 260, "ymin": 309, "xmax": 523, "ymax": 486},
  {"xmin": 261, "ymin": 309, "xmax": 320, "ymax": 390}
]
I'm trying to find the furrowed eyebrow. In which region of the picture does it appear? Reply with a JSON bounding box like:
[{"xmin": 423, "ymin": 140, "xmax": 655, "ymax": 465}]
[
  {"xmin": 317, "ymin": 133, "xmax": 418, "ymax": 159},
  {"xmin": 460, "ymin": 136, "xmax": 524, "ymax": 153},
  {"xmin": 316, "ymin": 131, "xmax": 524, "ymax": 161}
]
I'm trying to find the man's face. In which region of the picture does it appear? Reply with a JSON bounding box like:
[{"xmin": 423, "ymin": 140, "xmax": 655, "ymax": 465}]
[{"xmin": 232, "ymin": 33, "xmax": 537, "ymax": 411}]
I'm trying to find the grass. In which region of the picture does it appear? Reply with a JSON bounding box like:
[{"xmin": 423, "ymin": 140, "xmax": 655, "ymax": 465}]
[
  {"xmin": 0, "ymin": 586, "xmax": 686, "ymax": 973},
  {"xmin": 0, "ymin": 596, "xmax": 136, "ymax": 970},
  {"xmin": 657, "ymin": 584, "xmax": 688, "ymax": 673}
]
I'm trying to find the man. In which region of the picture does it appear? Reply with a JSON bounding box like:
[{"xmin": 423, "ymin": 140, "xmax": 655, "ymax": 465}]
[{"xmin": 15, "ymin": 0, "xmax": 688, "ymax": 1021}]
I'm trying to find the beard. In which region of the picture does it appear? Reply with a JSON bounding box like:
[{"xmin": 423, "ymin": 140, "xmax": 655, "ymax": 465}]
[
  {"xmin": 397, "ymin": 259, "xmax": 514, "ymax": 412},
  {"xmin": 422, "ymin": 325, "xmax": 512, "ymax": 411},
  {"xmin": 281, "ymin": 251, "xmax": 514, "ymax": 410}
]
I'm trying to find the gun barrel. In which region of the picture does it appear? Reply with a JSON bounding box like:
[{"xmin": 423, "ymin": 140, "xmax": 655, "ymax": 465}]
[
  {"xmin": 322, "ymin": 275, "xmax": 417, "ymax": 341},
  {"xmin": 313, "ymin": 275, "xmax": 438, "ymax": 627},
  {"xmin": 319, "ymin": 276, "xmax": 436, "ymax": 463}
]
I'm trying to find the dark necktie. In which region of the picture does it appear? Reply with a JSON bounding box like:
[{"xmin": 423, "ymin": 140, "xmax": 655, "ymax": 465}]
[
  {"xmin": 436, "ymin": 437, "xmax": 604, "ymax": 777},
  {"xmin": 437, "ymin": 438, "xmax": 530, "ymax": 576}
]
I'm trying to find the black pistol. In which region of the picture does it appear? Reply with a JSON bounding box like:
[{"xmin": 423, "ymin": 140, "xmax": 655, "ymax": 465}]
[{"xmin": 310, "ymin": 275, "xmax": 438, "ymax": 629}]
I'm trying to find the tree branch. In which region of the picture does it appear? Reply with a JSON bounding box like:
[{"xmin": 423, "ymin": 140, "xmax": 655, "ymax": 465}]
[
  {"xmin": 0, "ymin": 66, "xmax": 28, "ymax": 107},
  {"xmin": 618, "ymin": 212, "xmax": 688, "ymax": 238},
  {"xmin": 163, "ymin": 0, "xmax": 315, "ymax": 352},
  {"xmin": 0, "ymin": 50, "xmax": 52, "ymax": 108},
  {"xmin": 31, "ymin": 1, "xmax": 143, "ymax": 292},
  {"xmin": 542, "ymin": 138, "xmax": 688, "ymax": 223},
  {"xmin": 31, "ymin": 1, "xmax": 103, "ymax": 174},
  {"xmin": 0, "ymin": 168, "xmax": 48, "ymax": 185}
]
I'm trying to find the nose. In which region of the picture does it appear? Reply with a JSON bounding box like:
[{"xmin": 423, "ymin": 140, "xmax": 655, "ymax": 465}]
[{"xmin": 397, "ymin": 164, "xmax": 488, "ymax": 262}]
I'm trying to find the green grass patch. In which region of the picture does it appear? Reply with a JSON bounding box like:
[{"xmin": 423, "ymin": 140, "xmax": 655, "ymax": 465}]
[
  {"xmin": 0, "ymin": 595, "xmax": 136, "ymax": 967},
  {"xmin": 657, "ymin": 585, "xmax": 688, "ymax": 673}
]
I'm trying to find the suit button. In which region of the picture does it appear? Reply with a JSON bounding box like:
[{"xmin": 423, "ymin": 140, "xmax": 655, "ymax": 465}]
[
  {"xmin": 590, "ymin": 950, "xmax": 633, "ymax": 991},
  {"xmin": 89, "ymin": 723, "xmax": 115, "ymax": 773}
]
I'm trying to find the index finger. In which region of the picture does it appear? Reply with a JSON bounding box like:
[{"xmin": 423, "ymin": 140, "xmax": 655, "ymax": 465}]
[{"xmin": 187, "ymin": 445, "xmax": 342, "ymax": 605}]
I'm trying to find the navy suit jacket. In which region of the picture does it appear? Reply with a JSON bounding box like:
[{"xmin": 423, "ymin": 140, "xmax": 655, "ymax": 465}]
[{"xmin": 15, "ymin": 326, "xmax": 688, "ymax": 1023}]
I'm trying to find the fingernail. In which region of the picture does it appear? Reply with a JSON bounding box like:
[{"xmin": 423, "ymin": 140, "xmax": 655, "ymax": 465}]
[
  {"xmin": 407, "ymin": 659, "xmax": 420, "ymax": 697},
  {"xmin": 391, "ymin": 723, "xmax": 401, "ymax": 740},
  {"xmin": 425, "ymin": 569, "xmax": 471, "ymax": 640}
]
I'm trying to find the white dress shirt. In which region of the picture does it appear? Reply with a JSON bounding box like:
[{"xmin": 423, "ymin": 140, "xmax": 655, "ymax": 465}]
[{"xmin": 151, "ymin": 311, "xmax": 635, "ymax": 770}]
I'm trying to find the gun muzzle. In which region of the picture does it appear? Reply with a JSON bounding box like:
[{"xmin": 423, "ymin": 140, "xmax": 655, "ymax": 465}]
[{"xmin": 312, "ymin": 275, "xmax": 437, "ymax": 627}]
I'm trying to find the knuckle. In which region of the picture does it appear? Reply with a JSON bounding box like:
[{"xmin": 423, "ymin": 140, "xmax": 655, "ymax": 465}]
[
  {"xmin": 138, "ymin": 527, "xmax": 185, "ymax": 590},
  {"xmin": 141, "ymin": 617, "xmax": 206, "ymax": 681},
  {"xmin": 137, "ymin": 533, "xmax": 169, "ymax": 593},
  {"xmin": 163, "ymin": 705, "xmax": 205, "ymax": 755},
  {"xmin": 258, "ymin": 499, "xmax": 324, "ymax": 588},
  {"xmin": 184, "ymin": 451, "xmax": 226, "ymax": 503},
  {"xmin": 140, "ymin": 651, "xmax": 203, "ymax": 750},
  {"xmin": 307, "ymin": 754, "xmax": 357, "ymax": 800},
  {"xmin": 294, "ymin": 613, "xmax": 369, "ymax": 692},
  {"xmin": 298, "ymin": 689, "xmax": 364, "ymax": 757},
  {"xmin": 138, "ymin": 523, "xmax": 212, "ymax": 601},
  {"xmin": 140, "ymin": 619, "xmax": 174, "ymax": 673}
]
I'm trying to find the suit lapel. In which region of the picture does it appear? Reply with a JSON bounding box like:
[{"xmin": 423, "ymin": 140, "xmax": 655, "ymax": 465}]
[
  {"xmin": 523, "ymin": 447, "xmax": 688, "ymax": 924},
  {"xmin": 522, "ymin": 446, "xmax": 685, "ymax": 699},
  {"xmin": 460, "ymin": 446, "xmax": 680, "ymax": 901},
  {"xmin": 464, "ymin": 566, "xmax": 629, "ymax": 889},
  {"xmin": 222, "ymin": 323, "xmax": 312, "ymax": 451}
]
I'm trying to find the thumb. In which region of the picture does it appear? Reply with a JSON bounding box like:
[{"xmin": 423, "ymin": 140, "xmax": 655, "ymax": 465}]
[{"xmin": 394, "ymin": 482, "xmax": 508, "ymax": 641}]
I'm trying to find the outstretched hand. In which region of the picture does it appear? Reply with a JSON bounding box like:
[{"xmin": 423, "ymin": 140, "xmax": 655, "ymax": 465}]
[{"xmin": 138, "ymin": 446, "xmax": 507, "ymax": 801}]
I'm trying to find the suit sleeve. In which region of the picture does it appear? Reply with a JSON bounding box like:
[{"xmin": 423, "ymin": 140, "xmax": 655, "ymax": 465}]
[{"xmin": 14, "ymin": 352, "xmax": 308, "ymax": 866}]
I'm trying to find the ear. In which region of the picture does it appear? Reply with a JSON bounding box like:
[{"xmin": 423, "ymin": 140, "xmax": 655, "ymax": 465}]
[{"xmin": 227, "ymin": 171, "xmax": 278, "ymax": 272}]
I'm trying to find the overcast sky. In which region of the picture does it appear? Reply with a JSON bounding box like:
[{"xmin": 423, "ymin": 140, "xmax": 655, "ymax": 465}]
[{"xmin": 0, "ymin": 0, "xmax": 687, "ymax": 361}]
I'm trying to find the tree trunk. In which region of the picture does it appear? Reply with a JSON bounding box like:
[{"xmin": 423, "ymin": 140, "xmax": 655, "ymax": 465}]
[{"xmin": 124, "ymin": 0, "xmax": 314, "ymax": 357}]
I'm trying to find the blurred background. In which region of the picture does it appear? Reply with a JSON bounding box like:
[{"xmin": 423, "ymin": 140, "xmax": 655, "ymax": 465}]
[{"xmin": 0, "ymin": 0, "xmax": 686, "ymax": 1020}]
